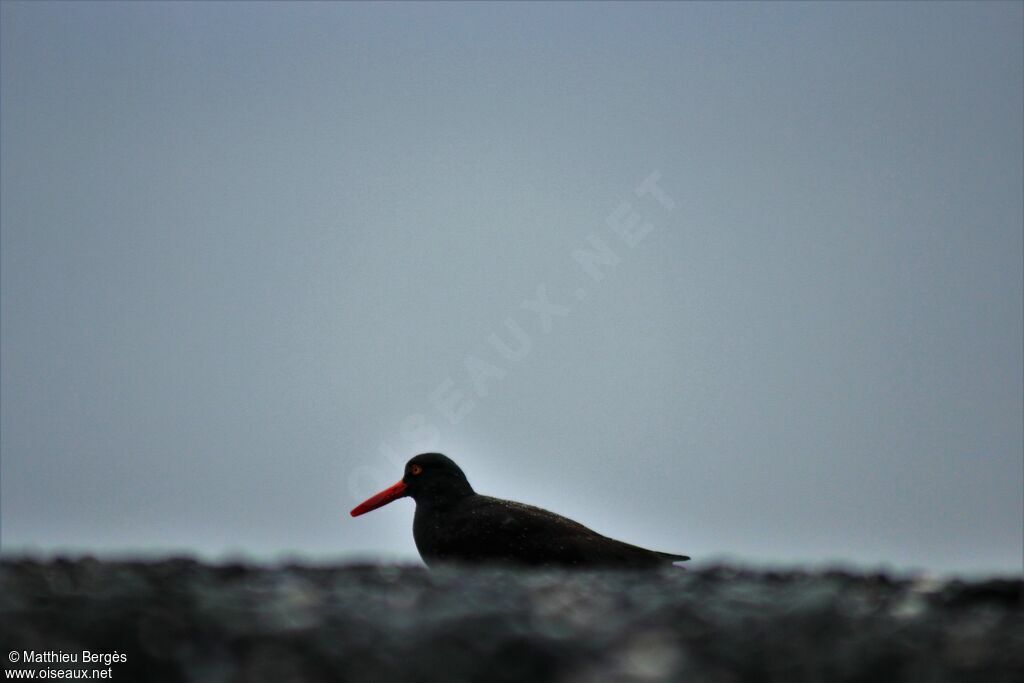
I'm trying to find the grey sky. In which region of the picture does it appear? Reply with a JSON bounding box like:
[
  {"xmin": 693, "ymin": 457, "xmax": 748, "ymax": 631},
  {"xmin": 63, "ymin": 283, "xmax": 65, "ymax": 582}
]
[{"xmin": 1, "ymin": 2, "xmax": 1021, "ymax": 575}]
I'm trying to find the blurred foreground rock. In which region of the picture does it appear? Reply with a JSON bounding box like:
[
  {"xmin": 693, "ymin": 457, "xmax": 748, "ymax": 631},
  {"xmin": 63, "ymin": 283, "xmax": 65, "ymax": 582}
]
[{"xmin": 1, "ymin": 558, "xmax": 1021, "ymax": 682}]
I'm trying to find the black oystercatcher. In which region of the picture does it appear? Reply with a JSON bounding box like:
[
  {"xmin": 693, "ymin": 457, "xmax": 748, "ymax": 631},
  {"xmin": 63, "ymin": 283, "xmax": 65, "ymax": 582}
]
[{"xmin": 351, "ymin": 453, "xmax": 689, "ymax": 568}]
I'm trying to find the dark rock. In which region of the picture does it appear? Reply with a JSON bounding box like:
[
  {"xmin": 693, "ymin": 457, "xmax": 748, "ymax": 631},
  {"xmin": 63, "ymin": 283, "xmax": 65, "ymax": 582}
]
[{"xmin": 1, "ymin": 559, "xmax": 1021, "ymax": 682}]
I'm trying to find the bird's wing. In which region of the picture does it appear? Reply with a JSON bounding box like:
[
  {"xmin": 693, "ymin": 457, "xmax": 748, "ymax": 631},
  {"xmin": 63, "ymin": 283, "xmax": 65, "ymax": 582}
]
[{"xmin": 438, "ymin": 496, "xmax": 686, "ymax": 567}]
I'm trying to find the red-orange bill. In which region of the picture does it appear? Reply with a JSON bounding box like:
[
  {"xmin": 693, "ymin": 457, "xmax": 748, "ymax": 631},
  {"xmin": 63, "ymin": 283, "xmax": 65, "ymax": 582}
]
[{"xmin": 350, "ymin": 480, "xmax": 407, "ymax": 517}]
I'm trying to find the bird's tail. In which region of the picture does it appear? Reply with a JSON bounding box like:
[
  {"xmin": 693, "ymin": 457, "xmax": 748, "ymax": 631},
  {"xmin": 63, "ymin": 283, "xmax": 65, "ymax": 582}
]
[{"xmin": 659, "ymin": 551, "xmax": 690, "ymax": 563}]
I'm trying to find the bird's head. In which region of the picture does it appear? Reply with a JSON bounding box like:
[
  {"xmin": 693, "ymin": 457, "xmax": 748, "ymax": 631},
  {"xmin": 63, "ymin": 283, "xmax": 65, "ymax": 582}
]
[{"xmin": 350, "ymin": 452, "xmax": 474, "ymax": 516}]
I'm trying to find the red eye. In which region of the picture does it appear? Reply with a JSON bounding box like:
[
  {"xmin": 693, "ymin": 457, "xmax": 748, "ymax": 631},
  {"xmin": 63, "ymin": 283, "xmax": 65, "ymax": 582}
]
[{"xmin": 410, "ymin": 464, "xmax": 423, "ymax": 476}]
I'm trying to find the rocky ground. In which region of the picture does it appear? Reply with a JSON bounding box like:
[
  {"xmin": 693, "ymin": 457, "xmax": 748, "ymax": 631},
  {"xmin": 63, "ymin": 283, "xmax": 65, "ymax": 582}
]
[{"xmin": 1, "ymin": 558, "xmax": 1021, "ymax": 682}]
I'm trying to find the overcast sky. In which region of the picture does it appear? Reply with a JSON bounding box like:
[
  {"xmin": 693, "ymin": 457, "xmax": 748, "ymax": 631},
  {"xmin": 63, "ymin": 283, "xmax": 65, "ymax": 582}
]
[{"xmin": 2, "ymin": 2, "xmax": 1021, "ymax": 576}]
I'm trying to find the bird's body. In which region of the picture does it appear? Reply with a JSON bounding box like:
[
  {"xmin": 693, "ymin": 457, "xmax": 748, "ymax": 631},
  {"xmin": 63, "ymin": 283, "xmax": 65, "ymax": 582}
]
[
  {"xmin": 413, "ymin": 493, "xmax": 687, "ymax": 568},
  {"xmin": 351, "ymin": 453, "xmax": 689, "ymax": 569}
]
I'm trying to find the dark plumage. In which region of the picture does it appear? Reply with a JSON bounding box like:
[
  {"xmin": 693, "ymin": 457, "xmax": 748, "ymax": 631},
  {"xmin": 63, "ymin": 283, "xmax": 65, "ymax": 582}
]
[{"xmin": 351, "ymin": 453, "xmax": 689, "ymax": 569}]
